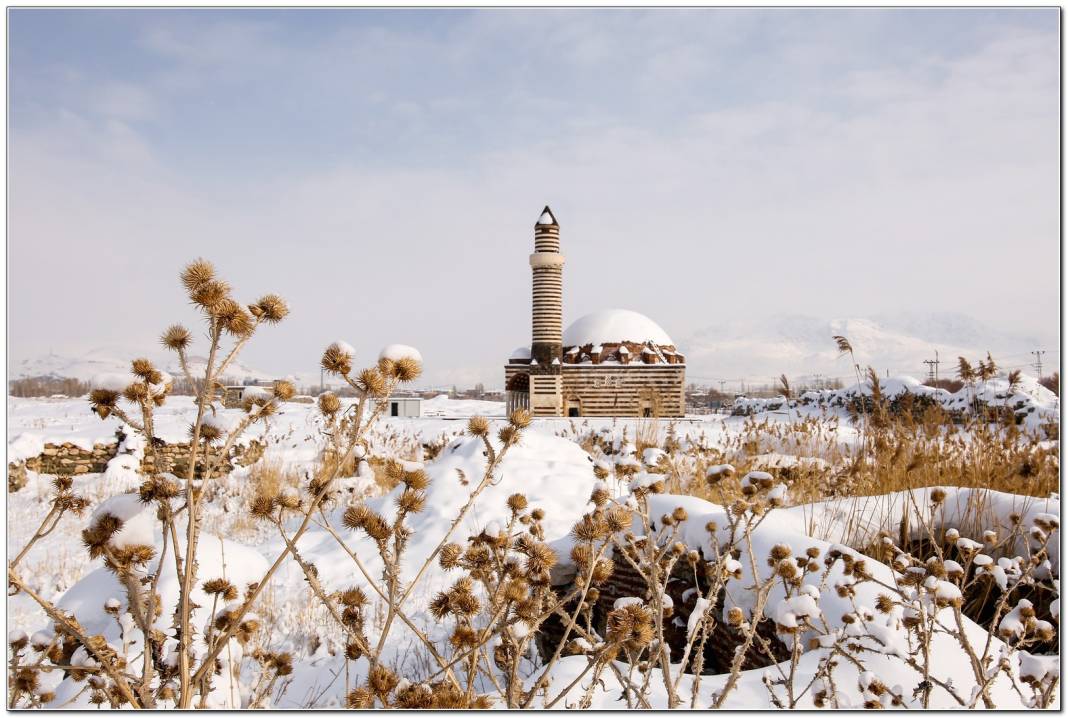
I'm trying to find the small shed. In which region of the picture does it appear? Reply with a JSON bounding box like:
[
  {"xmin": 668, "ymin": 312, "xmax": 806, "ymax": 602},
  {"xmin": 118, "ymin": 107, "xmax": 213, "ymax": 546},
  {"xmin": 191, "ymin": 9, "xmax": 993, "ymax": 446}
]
[
  {"xmin": 222, "ymin": 385, "xmax": 272, "ymax": 409},
  {"xmin": 380, "ymin": 397, "xmax": 422, "ymax": 418}
]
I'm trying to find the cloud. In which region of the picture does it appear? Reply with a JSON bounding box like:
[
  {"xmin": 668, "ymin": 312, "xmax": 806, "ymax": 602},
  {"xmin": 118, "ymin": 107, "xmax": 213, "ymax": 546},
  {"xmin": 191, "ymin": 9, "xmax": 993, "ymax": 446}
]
[{"xmin": 8, "ymin": 11, "xmax": 1059, "ymax": 387}]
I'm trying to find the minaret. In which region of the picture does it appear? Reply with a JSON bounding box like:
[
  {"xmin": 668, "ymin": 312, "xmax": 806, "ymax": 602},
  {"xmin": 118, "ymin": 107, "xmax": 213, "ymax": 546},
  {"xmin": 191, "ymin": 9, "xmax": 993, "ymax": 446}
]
[{"xmin": 528, "ymin": 206, "xmax": 564, "ymax": 416}]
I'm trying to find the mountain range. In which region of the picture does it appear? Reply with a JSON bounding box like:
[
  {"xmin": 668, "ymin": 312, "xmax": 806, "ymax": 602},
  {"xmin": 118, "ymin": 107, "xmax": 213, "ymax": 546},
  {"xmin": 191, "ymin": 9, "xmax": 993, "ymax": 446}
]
[
  {"xmin": 680, "ymin": 312, "xmax": 1054, "ymax": 387},
  {"xmin": 10, "ymin": 346, "xmax": 281, "ymax": 386},
  {"xmin": 9, "ymin": 313, "xmax": 1056, "ymax": 391}
]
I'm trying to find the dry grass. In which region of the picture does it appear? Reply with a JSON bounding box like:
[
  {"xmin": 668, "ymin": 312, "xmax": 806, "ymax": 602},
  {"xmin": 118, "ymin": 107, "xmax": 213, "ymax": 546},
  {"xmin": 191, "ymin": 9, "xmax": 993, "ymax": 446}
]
[
  {"xmin": 683, "ymin": 415, "xmax": 1058, "ymax": 510},
  {"xmin": 248, "ymin": 458, "xmax": 302, "ymax": 498}
]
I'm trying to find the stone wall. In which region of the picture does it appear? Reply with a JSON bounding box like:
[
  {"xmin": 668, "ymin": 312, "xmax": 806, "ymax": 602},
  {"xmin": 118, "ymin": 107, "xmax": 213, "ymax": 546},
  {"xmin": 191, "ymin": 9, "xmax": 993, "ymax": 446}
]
[{"xmin": 8, "ymin": 430, "xmax": 264, "ymax": 490}]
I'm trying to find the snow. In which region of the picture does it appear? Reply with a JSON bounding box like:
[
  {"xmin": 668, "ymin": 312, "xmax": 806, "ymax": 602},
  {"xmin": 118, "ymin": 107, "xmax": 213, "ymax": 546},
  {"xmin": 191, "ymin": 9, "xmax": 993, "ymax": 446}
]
[
  {"xmin": 739, "ymin": 372, "xmax": 1058, "ymax": 432},
  {"xmin": 934, "ymin": 580, "xmax": 962, "ymax": 602},
  {"xmin": 91, "ymin": 372, "xmax": 132, "ymax": 392},
  {"xmin": 5, "ymin": 393, "xmax": 1059, "ymax": 710},
  {"xmin": 705, "ymin": 463, "xmax": 735, "ymax": 478},
  {"xmin": 537, "ymin": 209, "xmax": 556, "ymax": 225},
  {"xmin": 642, "ymin": 447, "xmax": 666, "ymax": 466},
  {"xmin": 687, "ymin": 597, "xmax": 711, "ymax": 639},
  {"xmin": 772, "ymin": 595, "xmax": 821, "ymax": 629},
  {"xmin": 331, "ymin": 340, "xmax": 355, "ymax": 357},
  {"xmin": 379, "ymin": 344, "xmax": 423, "ymax": 363},
  {"xmin": 89, "ymin": 494, "xmax": 156, "ymax": 549},
  {"xmin": 8, "ymin": 433, "xmax": 48, "ymax": 464},
  {"xmin": 740, "ymin": 470, "xmax": 773, "ymax": 491},
  {"xmin": 510, "ymin": 345, "xmax": 532, "ymax": 360},
  {"xmin": 1018, "ymin": 651, "xmax": 1057, "ymax": 683},
  {"xmin": 562, "ymin": 309, "xmax": 674, "ymax": 348}
]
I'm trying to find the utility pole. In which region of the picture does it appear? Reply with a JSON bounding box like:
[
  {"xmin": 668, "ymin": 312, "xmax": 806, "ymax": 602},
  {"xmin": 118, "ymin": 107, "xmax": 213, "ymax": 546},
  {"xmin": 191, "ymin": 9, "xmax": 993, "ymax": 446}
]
[
  {"xmin": 1031, "ymin": 350, "xmax": 1046, "ymax": 379},
  {"xmin": 718, "ymin": 380, "xmax": 726, "ymax": 395},
  {"xmin": 924, "ymin": 351, "xmax": 941, "ymax": 383}
]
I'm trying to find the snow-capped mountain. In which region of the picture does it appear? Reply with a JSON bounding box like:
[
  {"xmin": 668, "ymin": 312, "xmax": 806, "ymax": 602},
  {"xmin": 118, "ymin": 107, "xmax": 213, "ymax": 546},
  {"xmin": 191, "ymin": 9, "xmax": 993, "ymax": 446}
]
[
  {"xmin": 680, "ymin": 313, "xmax": 1054, "ymax": 385},
  {"xmin": 10, "ymin": 346, "xmax": 279, "ymax": 385}
]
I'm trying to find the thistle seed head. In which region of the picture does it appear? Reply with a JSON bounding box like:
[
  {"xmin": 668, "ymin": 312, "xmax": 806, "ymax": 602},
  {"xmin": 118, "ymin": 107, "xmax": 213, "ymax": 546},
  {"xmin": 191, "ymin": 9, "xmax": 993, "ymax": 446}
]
[
  {"xmin": 449, "ymin": 625, "xmax": 478, "ymax": 650},
  {"xmin": 357, "ymin": 368, "xmax": 387, "ymax": 397},
  {"xmin": 251, "ymin": 294, "xmax": 288, "ymax": 324},
  {"xmin": 467, "ymin": 416, "xmax": 490, "ymax": 437},
  {"xmin": 180, "ymin": 258, "xmax": 215, "ymax": 292},
  {"xmin": 249, "ymin": 494, "xmax": 276, "ymax": 521},
  {"xmin": 218, "ymin": 298, "xmax": 254, "ymax": 337},
  {"xmin": 396, "ymin": 488, "xmax": 426, "ymax": 514},
  {"xmin": 507, "ymin": 493, "xmax": 528, "ymax": 513},
  {"xmin": 194, "ymin": 421, "xmax": 223, "ymax": 443},
  {"xmin": 123, "ymin": 382, "xmax": 150, "ymax": 403},
  {"xmin": 321, "ymin": 343, "xmax": 353, "ymax": 376},
  {"xmin": 317, "ymin": 392, "xmax": 341, "ymax": 416},
  {"xmin": 339, "ymin": 586, "xmax": 368, "ymax": 607},
  {"xmin": 606, "ymin": 603, "xmax": 655, "ymax": 651},
  {"xmin": 402, "ymin": 469, "xmax": 429, "ymax": 491},
  {"xmin": 392, "ymin": 357, "xmax": 422, "ymax": 382},
  {"xmin": 508, "ymin": 408, "xmax": 532, "ymax": 429},
  {"xmin": 130, "ymin": 358, "xmax": 157, "ymax": 380},
  {"xmin": 591, "ymin": 557, "xmax": 614, "ymax": 583},
  {"xmin": 439, "ymin": 543, "xmax": 463, "ymax": 570},
  {"xmin": 605, "ymin": 506, "xmax": 631, "ymax": 533},
  {"xmin": 202, "ymin": 578, "xmax": 238, "ymax": 601},
  {"xmin": 272, "ymin": 379, "xmax": 296, "ymax": 402},
  {"xmin": 346, "ymin": 687, "xmax": 374, "ymax": 709},
  {"xmin": 770, "ymin": 543, "xmax": 792, "ymax": 561},
  {"xmin": 89, "ymin": 388, "xmax": 120, "ymax": 409},
  {"xmin": 190, "ymin": 279, "xmax": 231, "ymax": 313}
]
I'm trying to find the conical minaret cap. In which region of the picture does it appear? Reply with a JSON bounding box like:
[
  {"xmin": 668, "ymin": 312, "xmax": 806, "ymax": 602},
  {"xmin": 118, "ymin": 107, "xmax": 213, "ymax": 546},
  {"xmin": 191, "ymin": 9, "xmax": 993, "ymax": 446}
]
[{"xmin": 535, "ymin": 206, "xmax": 558, "ymax": 227}]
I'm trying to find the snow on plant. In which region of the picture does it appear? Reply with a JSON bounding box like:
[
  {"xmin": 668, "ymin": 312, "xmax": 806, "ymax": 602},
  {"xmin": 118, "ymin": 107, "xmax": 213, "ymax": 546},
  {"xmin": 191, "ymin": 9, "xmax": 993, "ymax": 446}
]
[
  {"xmin": 7, "ymin": 306, "xmax": 1061, "ymax": 710},
  {"xmin": 6, "ymin": 258, "xmax": 418, "ymax": 709}
]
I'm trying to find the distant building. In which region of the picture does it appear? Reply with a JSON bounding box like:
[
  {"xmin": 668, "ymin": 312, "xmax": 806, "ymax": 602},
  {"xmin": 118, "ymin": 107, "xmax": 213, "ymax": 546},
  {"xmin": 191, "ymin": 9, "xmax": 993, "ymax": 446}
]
[
  {"xmin": 378, "ymin": 396, "xmax": 422, "ymax": 418},
  {"xmin": 222, "ymin": 385, "xmax": 272, "ymax": 409},
  {"xmin": 504, "ymin": 207, "xmax": 685, "ymax": 417}
]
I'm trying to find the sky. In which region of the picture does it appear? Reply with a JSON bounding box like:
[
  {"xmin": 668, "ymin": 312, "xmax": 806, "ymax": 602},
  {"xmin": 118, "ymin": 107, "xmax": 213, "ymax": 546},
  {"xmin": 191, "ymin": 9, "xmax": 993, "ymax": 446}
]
[{"xmin": 7, "ymin": 8, "xmax": 1060, "ymax": 388}]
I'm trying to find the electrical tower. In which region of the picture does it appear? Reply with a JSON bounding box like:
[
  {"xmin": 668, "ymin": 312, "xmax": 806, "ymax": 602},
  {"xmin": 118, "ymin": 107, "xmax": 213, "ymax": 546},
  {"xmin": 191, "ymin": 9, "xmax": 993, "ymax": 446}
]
[
  {"xmin": 1031, "ymin": 350, "xmax": 1046, "ymax": 379},
  {"xmin": 923, "ymin": 350, "xmax": 941, "ymax": 383}
]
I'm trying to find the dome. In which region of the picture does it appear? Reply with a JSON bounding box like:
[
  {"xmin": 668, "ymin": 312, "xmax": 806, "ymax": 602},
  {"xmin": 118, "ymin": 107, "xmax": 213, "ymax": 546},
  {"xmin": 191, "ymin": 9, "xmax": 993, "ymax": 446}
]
[
  {"xmin": 563, "ymin": 309, "xmax": 674, "ymax": 348},
  {"xmin": 510, "ymin": 345, "xmax": 531, "ymax": 360}
]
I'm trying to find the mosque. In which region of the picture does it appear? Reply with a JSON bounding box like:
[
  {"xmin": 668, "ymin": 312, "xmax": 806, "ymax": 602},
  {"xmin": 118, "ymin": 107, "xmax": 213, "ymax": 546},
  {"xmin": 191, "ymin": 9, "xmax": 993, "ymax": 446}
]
[{"xmin": 504, "ymin": 207, "xmax": 685, "ymax": 418}]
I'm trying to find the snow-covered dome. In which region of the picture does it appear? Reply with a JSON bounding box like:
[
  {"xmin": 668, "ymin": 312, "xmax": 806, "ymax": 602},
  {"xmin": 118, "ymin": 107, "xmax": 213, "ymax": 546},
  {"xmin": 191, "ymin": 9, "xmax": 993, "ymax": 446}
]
[
  {"xmin": 563, "ymin": 309, "xmax": 674, "ymax": 348},
  {"xmin": 510, "ymin": 345, "xmax": 531, "ymax": 360}
]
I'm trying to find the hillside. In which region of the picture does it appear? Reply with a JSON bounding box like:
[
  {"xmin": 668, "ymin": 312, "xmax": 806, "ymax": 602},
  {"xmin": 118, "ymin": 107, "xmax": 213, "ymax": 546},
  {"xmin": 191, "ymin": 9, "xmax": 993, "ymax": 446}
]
[
  {"xmin": 681, "ymin": 312, "xmax": 1052, "ymax": 384},
  {"xmin": 11, "ymin": 347, "xmax": 278, "ymax": 385}
]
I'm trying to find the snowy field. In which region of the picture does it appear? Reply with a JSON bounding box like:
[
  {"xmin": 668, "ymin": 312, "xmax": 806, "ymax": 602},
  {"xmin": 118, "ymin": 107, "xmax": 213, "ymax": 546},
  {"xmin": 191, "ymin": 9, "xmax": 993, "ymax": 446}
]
[{"xmin": 6, "ymin": 384, "xmax": 1060, "ymax": 709}]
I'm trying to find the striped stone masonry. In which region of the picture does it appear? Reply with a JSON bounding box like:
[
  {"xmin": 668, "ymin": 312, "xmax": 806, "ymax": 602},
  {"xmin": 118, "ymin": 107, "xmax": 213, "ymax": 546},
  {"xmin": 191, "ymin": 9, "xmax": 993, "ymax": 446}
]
[
  {"xmin": 530, "ymin": 207, "xmax": 564, "ymax": 367},
  {"xmin": 506, "ymin": 205, "xmax": 687, "ymax": 418}
]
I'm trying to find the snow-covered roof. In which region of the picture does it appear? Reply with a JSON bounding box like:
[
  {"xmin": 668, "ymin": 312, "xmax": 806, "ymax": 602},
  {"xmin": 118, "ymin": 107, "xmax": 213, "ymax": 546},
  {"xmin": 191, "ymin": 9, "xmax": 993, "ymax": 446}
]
[
  {"xmin": 563, "ymin": 309, "xmax": 674, "ymax": 348},
  {"xmin": 510, "ymin": 346, "xmax": 532, "ymax": 360},
  {"xmin": 536, "ymin": 206, "xmax": 557, "ymax": 225}
]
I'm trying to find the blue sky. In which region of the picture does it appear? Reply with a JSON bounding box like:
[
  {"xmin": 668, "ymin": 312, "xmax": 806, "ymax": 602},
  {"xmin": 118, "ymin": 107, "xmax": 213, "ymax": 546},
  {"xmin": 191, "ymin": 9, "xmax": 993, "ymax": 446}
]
[{"xmin": 8, "ymin": 9, "xmax": 1060, "ymax": 386}]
